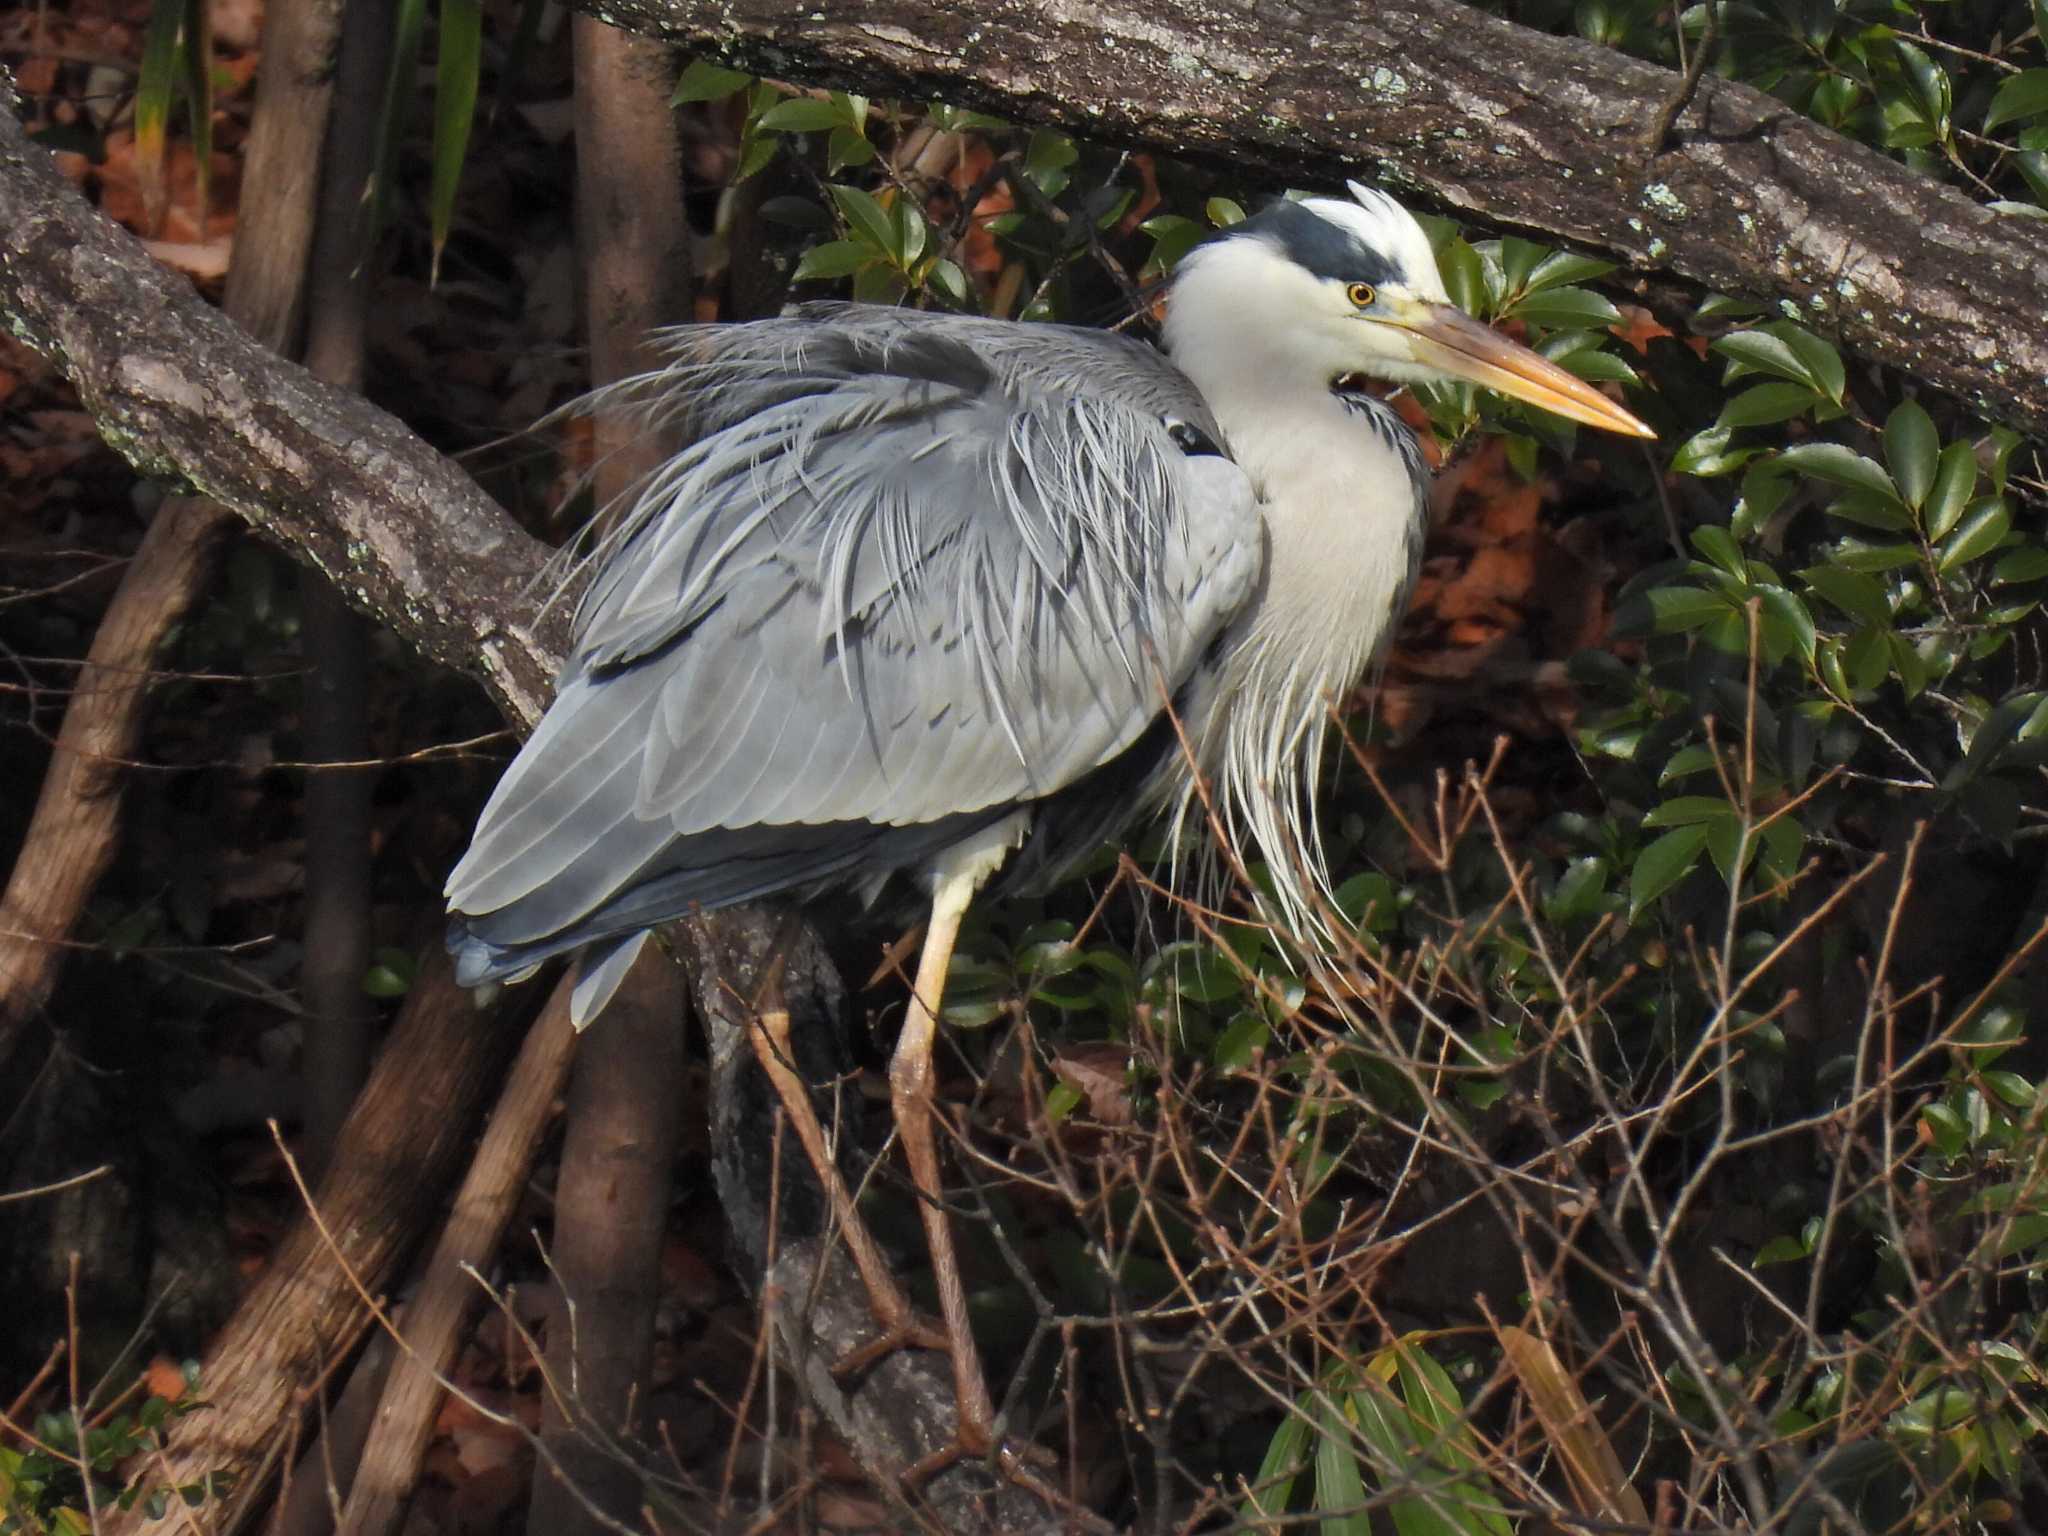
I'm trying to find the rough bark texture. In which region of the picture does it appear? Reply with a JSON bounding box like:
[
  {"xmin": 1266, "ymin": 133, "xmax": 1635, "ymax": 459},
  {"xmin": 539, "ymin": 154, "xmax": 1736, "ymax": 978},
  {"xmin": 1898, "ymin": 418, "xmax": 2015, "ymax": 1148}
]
[
  {"xmin": 676, "ymin": 911, "xmax": 1048, "ymax": 1532},
  {"xmin": 587, "ymin": 0, "xmax": 2048, "ymax": 438},
  {"xmin": 525, "ymin": 952, "xmax": 687, "ymax": 1534},
  {"xmin": 0, "ymin": 499, "xmax": 236, "ymax": 1068},
  {"xmin": 333, "ymin": 986, "xmax": 579, "ymax": 1536},
  {"xmin": 520, "ymin": 25, "xmax": 697, "ymax": 1536},
  {"xmin": 0, "ymin": 79, "xmax": 563, "ymax": 724},
  {"xmin": 293, "ymin": 0, "xmax": 394, "ymax": 1185}
]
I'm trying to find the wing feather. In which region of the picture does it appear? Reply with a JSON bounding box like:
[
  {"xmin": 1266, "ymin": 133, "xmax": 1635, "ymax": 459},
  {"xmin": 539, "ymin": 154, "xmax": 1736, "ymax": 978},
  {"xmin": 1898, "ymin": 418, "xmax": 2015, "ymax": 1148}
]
[{"xmin": 446, "ymin": 309, "xmax": 1262, "ymax": 968}]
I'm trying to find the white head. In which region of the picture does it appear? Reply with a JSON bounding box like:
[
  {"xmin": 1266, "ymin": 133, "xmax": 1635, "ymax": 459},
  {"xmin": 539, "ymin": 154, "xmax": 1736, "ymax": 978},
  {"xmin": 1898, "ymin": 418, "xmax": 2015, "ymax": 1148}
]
[{"xmin": 1163, "ymin": 182, "xmax": 1653, "ymax": 437}]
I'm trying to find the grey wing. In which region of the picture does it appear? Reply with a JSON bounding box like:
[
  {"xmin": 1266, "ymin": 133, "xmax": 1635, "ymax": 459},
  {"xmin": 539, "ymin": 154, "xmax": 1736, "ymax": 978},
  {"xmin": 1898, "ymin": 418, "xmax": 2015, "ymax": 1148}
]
[{"xmin": 445, "ymin": 315, "xmax": 1261, "ymax": 948}]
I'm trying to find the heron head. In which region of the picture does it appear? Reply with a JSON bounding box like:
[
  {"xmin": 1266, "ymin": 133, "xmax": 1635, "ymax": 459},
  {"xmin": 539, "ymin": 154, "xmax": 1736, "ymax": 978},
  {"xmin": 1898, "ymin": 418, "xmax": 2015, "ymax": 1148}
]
[{"xmin": 1166, "ymin": 183, "xmax": 1654, "ymax": 439}]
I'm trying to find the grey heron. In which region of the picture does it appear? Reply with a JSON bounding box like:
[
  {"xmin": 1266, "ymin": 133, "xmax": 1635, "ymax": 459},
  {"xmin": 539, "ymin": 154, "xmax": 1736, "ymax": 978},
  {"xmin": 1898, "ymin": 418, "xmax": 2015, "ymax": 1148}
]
[{"xmin": 445, "ymin": 182, "xmax": 1652, "ymax": 1474}]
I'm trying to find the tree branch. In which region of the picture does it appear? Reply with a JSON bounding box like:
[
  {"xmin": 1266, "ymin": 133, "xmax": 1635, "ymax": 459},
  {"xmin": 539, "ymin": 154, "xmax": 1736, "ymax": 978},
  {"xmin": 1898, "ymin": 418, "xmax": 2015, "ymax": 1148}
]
[
  {"xmin": 0, "ymin": 75, "xmax": 563, "ymax": 726},
  {"xmin": 589, "ymin": 0, "xmax": 2048, "ymax": 438}
]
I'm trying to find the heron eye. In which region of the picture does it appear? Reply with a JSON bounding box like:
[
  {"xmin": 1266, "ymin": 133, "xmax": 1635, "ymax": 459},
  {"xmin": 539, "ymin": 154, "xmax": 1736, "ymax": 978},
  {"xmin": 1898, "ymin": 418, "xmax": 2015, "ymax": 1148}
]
[{"xmin": 1346, "ymin": 282, "xmax": 1377, "ymax": 309}]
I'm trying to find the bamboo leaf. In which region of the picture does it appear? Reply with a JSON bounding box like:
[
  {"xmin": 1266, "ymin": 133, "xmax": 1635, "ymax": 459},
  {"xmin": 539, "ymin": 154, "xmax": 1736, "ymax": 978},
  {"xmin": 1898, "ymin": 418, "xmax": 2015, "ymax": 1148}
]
[
  {"xmin": 1496, "ymin": 1327, "xmax": 1650, "ymax": 1526},
  {"xmin": 135, "ymin": 0, "xmax": 185, "ymax": 235},
  {"xmin": 429, "ymin": 0, "xmax": 483, "ymax": 284},
  {"xmin": 366, "ymin": 0, "xmax": 429, "ymax": 247}
]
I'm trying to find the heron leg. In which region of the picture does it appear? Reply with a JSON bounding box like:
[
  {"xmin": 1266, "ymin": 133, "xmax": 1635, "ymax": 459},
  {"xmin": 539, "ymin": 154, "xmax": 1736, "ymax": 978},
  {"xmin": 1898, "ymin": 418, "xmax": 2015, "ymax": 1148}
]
[
  {"xmin": 744, "ymin": 1002, "xmax": 945, "ymax": 1354},
  {"xmin": 889, "ymin": 868, "xmax": 998, "ymax": 1455}
]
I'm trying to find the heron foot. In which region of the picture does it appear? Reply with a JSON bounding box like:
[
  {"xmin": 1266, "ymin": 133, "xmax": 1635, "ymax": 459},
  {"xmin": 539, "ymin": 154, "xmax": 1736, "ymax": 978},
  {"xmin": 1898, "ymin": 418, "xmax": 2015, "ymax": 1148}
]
[{"xmin": 829, "ymin": 1311, "xmax": 952, "ymax": 1383}]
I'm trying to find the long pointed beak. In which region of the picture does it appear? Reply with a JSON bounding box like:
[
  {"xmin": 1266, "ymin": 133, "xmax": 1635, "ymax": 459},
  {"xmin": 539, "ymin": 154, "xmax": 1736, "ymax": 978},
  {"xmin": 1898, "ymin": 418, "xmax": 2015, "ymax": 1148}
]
[{"xmin": 1391, "ymin": 303, "xmax": 1656, "ymax": 439}]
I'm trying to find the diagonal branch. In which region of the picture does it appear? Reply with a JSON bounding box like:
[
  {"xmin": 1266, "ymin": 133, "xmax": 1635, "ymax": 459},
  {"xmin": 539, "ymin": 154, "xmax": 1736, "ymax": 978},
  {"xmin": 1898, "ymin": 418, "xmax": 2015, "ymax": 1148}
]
[
  {"xmin": 0, "ymin": 75, "xmax": 564, "ymax": 723},
  {"xmin": 588, "ymin": 0, "xmax": 2048, "ymax": 439}
]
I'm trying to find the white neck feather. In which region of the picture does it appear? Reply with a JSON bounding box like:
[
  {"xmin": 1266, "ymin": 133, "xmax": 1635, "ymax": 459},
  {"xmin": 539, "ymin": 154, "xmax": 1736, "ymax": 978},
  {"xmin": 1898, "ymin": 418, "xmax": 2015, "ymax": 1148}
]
[{"xmin": 1160, "ymin": 248, "xmax": 1427, "ymax": 936}]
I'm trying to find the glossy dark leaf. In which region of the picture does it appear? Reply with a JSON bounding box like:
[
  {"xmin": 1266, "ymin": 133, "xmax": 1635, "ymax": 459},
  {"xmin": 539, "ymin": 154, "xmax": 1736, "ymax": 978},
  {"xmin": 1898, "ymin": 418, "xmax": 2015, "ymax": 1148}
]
[
  {"xmin": 1986, "ymin": 69, "xmax": 2048, "ymax": 133},
  {"xmin": 1881, "ymin": 399, "xmax": 1937, "ymax": 511},
  {"xmin": 1631, "ymin": 824, "xmax": 1710, "ymax": 916},
  {"xmin": 429, "ymin": 0, "xmax": 483, "ymax": 283}
]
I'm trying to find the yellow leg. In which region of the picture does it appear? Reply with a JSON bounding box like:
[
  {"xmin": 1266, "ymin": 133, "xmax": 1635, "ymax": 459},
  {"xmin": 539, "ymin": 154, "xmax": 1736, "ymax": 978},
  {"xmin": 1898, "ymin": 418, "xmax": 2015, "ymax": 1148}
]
[{"xmin": 888, "ymin": 870, "xmax": 998, "ymax": 1454}]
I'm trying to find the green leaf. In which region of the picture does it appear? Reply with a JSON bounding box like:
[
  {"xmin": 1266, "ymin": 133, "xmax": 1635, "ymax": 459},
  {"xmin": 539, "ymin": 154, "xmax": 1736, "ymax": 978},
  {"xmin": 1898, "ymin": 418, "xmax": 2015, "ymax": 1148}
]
[
  {"xmin": 1644, "ymin": 585, "xmax": 1735, "ymax": 632},
  {"xmin": 826, "ymin": 125, "xmax": 876, "ymax": 173},
  {"xmin": 1212, "ymin": 1012, "xmax": 1271, "ymax": 1071},
  {"xmin": 895, "ymin": 198, "xmax": 928, "ymax": 268},
  {"xmin": 1994, "ymin": 1212, "xmax": 2048, "ymax": 1258},
  {"xmin": 1695, "ymin": 291, "xmax": 1765, "ymax": 323},
  {"xmin": 1800, "ymin": 564, "xmax": 1890, "ymax": 625},
  {"xmin": 1497, "ymin": 236, "xmax": 1546, "ymax": 293},
  {"xmin": 1937, "ymin": 497, "xmax": 2011, "ymax": 572},
  {"xmin": 1732, "ymin": 462, "xmax": 1795, "ymax": 539},
  {"xmin": 1522, "ymin": 249, "xmax": 1617, "ymax": 293},
  {"xmin": 1690, "ymin": 525, "xmax": 1746, "ymax": 577},
  {"xmin": 1659, "ymin": 743, "xmax": 1721, "ymax": 783},
  {"xmin": 1985, "ymin": 69, "xmax": 2048, "ymax": 133},
  {"xmin": 1507, "ymin": 286, "xmax": 1623, "ymax": 330},
  {"xmin": 365, "ymin": 0, "xmax": 429, "ymax": 247},
  {"xmin": 927, "ymin": 257, "xmax": 970, "ymax": 307},
  {"xmin": 827, "ymin": 184, "xmax": 899, "ymax": 258},
  {"xmin": 732, "ymin": 132, "xmax": 779, "ymax": 183},
  {"xmin": 1922, "ymin": 439, "xmax": 1977, "ymax": 540},
  {"xmin": 1887, "ymin": 632, "xmax": 1930, "ymax": 698},
  {"xmin": 672, "ymin": 58, "xmax": 753, "ymax": 103},
  {"xmin": 1552, "ymin": 345, "xmax": 1641, "ymax": 385},
  {"xmin": 1982, "ymin": 1070, "xmax": 2035, "ymax": 1110},
  {"xmin": 1238, "ymin": 1405, "xmax": 1311, "ymax": 1524},
  {"xmin": 134, "ymin": 0, "xmax": 185, "ymax": 231},
  {"xmin": 1204, "ymin": 196, "xmax": 1246, "ymax": 227},
  {"xmin": 1753, "ymin": 1234, "xmax": 1812, "ymax": 1267},
  {"xmin": 756, "ymin": 96, "xmax": 851, "ymax": 132},
  {"xmin": 1777, "ymin": 442, "xmax": 1901, "ymax": 503},
  {"xmin": 363, "ymin": 946, "xmax": 418, "ymax": 998},
  {"xmin": 1984, "ymin": 425, "xmax": 2024, "ymax": 495},
  {"xmin": 1718, "ymin": 381, "xmax": 1823, "ymax": 429},
  {"xmin": 1922, "ymin": 1101, "xmax": 1966, "ymax": 1157},
  {"xmin": 1993, "ymin": 548, "xmax": 2048, "ymax": 585},
  {"xmin": 1758, "ymin": 586, "xmax": 1817, "ymax": 663},
  {"xmin": 179, "ymin": 0, "xmax": 213, "ymax": 219},
  {"xmin": 1631, "ymin": 824, "xmax": 1710, "ymax": 915},
  {"xmin": 1673, "ymin": 424, "xmax": 1759, "ymax": 477},
  {"xmin": 1023, "ymin": 126, "xmax": 1077, "ymax": 195},
  {"xmin": 1043, "ymin": 1080, "xmax": 1082, "ymax": 1126},
  {"xmin": 1437, "ymin": 238, "xmax": 1487, "ymax": 317},
  {"xmin": 1715, "ymin": 327, "xmax": 1827, "ymax": 395},
  {"xmin": 791, "ymin": 239, "xmax": 874, "ymax": 281},
  {"xmin": 1140, "ymin": 213, "xmax": 1206, "ymax": 276},
  {"xmin": 1823, "ymin": 488, "xmax": 1916, "ymax": 533},
  {"xmin": 1313, "ymin": 1390, "xmax": 1374, "ymax": 1536},
  {"xmin": 429, "ymin": 0, "xmax": 483, "ymax": 284},
  {"xmin": 1891, "ymin": 40, "xmax": 1953, "ymax": 142},
  {"xmin": 1881, "ymin": 399, "xmax": 1938, "ymax": 510},
  {"xmin": 1643, "ymin": 795, "xmax": 1736, "ymax": 828},
  {"xmin": 1546, "ymin": 856, "xmax": 1609, "ymax": 922}
]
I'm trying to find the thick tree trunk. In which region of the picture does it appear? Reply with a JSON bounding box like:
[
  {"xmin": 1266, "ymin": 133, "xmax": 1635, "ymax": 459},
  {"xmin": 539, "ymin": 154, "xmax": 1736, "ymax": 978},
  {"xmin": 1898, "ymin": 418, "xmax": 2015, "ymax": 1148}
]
[
  {"xmin": 588, "ymin": 0, "xmax": 2048, "ymax": 439},
  {"xmin": 329, "ymin": 986, "xmax": 579, "ymax": 1536},
  {"xmin": 294, "ymin": 0, "xmax": 397, "ymax": 1185}
]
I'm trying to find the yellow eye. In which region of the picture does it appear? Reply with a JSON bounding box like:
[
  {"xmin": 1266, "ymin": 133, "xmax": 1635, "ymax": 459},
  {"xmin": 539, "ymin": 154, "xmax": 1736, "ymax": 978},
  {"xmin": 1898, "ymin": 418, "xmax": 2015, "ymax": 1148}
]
[{"xmin": 1346, "ymin": 282, "xmax": 1377, "ymax": 308}]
